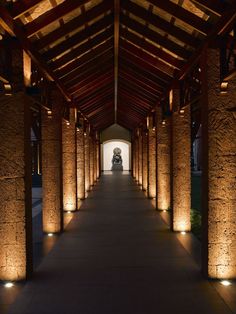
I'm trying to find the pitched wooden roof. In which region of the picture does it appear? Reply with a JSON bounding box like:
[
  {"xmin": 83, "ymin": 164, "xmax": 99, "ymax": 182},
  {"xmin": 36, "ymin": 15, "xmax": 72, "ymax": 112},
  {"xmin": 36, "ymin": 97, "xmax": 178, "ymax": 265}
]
[{"xmin": 0, "ymin": 0, "xmax": 235, "ymax": 130}]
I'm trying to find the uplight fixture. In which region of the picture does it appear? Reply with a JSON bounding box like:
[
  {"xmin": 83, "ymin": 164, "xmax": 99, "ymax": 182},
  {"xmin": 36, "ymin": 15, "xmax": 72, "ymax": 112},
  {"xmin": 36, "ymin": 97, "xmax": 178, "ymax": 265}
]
[
  {"xmin": 221, "ymin": 280, "xmax": 231, "ymax": 286},
  {"xmin": 5, "ymin": 282, "xmax": 14, "ymax": 288},
  {"xmin": 181, "ymin": 231, "xmax": 186, "ymax": 235},
  {"xmin": 48, "ymin": 233, "xmax": 53, "ymax": 237}
]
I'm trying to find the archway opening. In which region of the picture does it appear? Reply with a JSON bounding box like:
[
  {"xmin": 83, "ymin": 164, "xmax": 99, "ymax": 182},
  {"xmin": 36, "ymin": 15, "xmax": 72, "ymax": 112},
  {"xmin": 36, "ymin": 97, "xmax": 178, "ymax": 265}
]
[{"xmin": 102, "ymin": 140, "xmax": 131, "ymax": 171}]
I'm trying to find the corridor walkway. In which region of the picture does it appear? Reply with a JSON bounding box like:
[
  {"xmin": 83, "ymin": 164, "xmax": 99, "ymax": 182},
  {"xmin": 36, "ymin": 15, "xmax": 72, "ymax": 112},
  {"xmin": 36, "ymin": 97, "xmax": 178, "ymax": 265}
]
[{"xmin": 8, "ymin": 172, "xmax": 231, "ymax": 314}]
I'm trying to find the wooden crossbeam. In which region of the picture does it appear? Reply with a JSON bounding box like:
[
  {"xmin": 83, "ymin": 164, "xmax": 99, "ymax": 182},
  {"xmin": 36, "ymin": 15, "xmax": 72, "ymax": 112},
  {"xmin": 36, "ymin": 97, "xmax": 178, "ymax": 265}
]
[
  {"xmin": 114, "ymin": 0, "xmax": 120, "ymax": 123},
  {"xmin": 146, "ymin": 0, "xmax": 210, "ymax": 35},
  {"xmin": 63, "ymin": 60, "xmax": 112, "ymax": 87},
  {"xmin": 120, "ymin": 39, "xmax": 174, "ymax": 79},
  {"xmin": 119, "ymin": 95, "xmax": 148, "ymax": 114},
  {"xmin": 80, "ymin": 93, "xmax": 113, "ymax": 112},
  {"xmin": 10, "ymin": 0, "xmax": 44, "ymax": 19},
  {"xmin": 120, "ymin": 14, "xmax": 191, "ymax": 60},
  {"xmin": 83, "ymin": 96, "xmax": 113, "ymax": 114},
  {"xmin": 43, "ymin": 15, "xmax": 113, "ymax": 61},
  {"xmin": 191, "ymin": 0, "xmax": 226, "ymax": 16},
  {"xmin": 122, "ymin": 0, "xmax": 200, "ymax": 48},
  {"xmin": 119, "ymin": 82, "xmax": 155, "ymax": 104},
  {"xmin": 120, "ymin": 28, "xmax": 183, "ymax": 70},
  {"xmin": 76, "ymin": 84, "xmax": 114, "ymax": 105},
  {"xmin": 120, "ymin": 48, "xmax": 170, "ymax": 85},
  {"xmin": 119, "ymin": 87, "xmax": 153, "ymax": 109},
  {"xmin": 88, "ymin": 103, "xmax": 114, "ymax": 119},
  {"xmin": 51, "ymin": 28, "xmax": 113, "ymax": 70},
  {"xmin": 56, "ymin": 42, "xmax": 113, "ymax": 79},
  {"xmin": 25, "ymin": 0, "xmax": 91, "ymax": 37},
  {"xmin": 35, "ymin": 1, "xmax": 113, "ymax": 50},
  {"xmin": 0, "ymin": 5, "xmax": 71, "ymax": 101}
]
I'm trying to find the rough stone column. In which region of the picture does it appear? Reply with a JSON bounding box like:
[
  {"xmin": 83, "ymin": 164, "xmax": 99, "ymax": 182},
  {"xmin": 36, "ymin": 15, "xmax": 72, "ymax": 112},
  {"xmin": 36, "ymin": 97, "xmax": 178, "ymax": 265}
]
[
  {"xmin": 142, "ymin": 129, "xmax": 148, "ymax": 191},
  {"xmin": 93, "ymin": 137, "xmax": 97, "ymax": 183},
  {"xmin": 156, "ymin": 107, "xmax": 171, "ymax": 210},
  {"xmin": 77, "ymin": 118, "xmax": 85, "ymax": 201},
  {"xmin": 89, "ymin": 136, "xmax": 94, "ymax": 187},
  {"xmin": 132, "ymin": 139, "xmax": 136, "ymax": 178},
  {"xmin": 172, "ymin": 89, "xmax": 191, "ymax": 232},
  {"xmin": 0, "ymin": 93, "xmax": 32, "ymax": 281},
  {"xmin": 148, "ymin": 116, "xmax": 156, "ymax": 198},
  {"xmin": 135, "ymin": 136, "xmax": 139, "ymax": 181},
  {"xmin": 96, "ymin": 140, "xmax": 100, "ymax": 179},
  {"xmin": 138, "ymin": 130, "xmax": 143, "ymax": 185},
  {"xmin": 42, "ymin": 96, "xmax": 63, "ymax": 233},
  {"xmin": 202, "ymin": 49, "xmax": 236, "ymax": 279},
  {"xmin": 84, "ymin": 126, "xmax": 90, "ymax": 192},
  {"xmin": 62, "ymin": 108, "xmax": 77, "ymax": 212}
]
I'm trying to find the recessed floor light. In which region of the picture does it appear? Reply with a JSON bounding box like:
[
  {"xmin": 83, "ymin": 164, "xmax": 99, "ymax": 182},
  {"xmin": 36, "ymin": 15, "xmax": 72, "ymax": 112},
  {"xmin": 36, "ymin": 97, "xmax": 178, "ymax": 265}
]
[
  {"xmin": 163, "ymin": 210, "xmax": 166, "ymax": 213},
  {"xmin": 67, "ymin": 211, "xmax": 71, "ymax": 214},
  {"xmin": 5, "ymin": 282, "xmax": 14, "ymax": 288},
  {"xmin": 48, "ymin": 233, "xmax": 53, "ymax": 237},
  {"xmin": 221, "ymin": 280, "xmax": 231, "ymax": 286},
  {"xmin": 181, "ymin": 231, "xmax": 186, "ymax": 235}
]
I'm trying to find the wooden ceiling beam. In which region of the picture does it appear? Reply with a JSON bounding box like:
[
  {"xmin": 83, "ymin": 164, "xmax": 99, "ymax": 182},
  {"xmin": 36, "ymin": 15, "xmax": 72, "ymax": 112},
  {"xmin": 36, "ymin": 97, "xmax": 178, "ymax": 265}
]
[
  {"xmin": 120, "ymin": 14, "xmax": 191, "ymax": 60},
  {"xmin": 10, "ymin": 0, "xmax": 45, "ymax": 19},
  {"xmin": 84, "ymin": 97, "xmax": 113, "ymax": 114},
  {"xmin": 191, "ymin": 0, "xmax": 226, "ymax": 16},
  {"xmin": 51, "ymin": 28, "xmax": 113, "ymax": 70},
  {"xmin": 119, "ymin": 59, "xmax": 165, "ymax": 92},
  {"xmin": 25, "ymin": 0, "xmax": 91, "ymax": 37},
  {"xmin": 122, "ymin": 0, "xmax": 200, "ymax": 48},
  {"xmin": 44, "ymin": 15, "xmax": 113, "ymax": 60},
  {"xmin": 119, "ymin": 73, "xmax": 158, "ymax": 100},
  {"xmin": 63, "ymin": 61, "xmax": 112, "ymax": 88},
  {"xmin": 120, "ymin": 48, "xmax": 170, "ymax": 85},
  {"xmin": 88, "ymin": 103, "xmax": 114, "ymax": 119},
  {"xmin": 146, "ymin": 0, "xmax": 210, "ymax": 35},
  {"xmin": 90, "ymin": 108, "xmax": 114, "ymax": 124},
  {"xmin": 119, "ymin": 82, "xmax": 156, "ymax": 104},
  {"xmin": 119, "ymin": 65, "xmax": 163, "ymax": 93},
  {"xmin": 71, "ymin": 74, "xmax": 113, "ymax": 97},
  {"xmin": 0, "ymin": 5, "xmax": 71, "ymax": 101},
  {"xmin": 80, "ymin": 94, "xmax": 113, "ymax": 112},
  {"xmin": 68, "ymin": 68, "xmax": 113, "ymax": 92},
  {"xmin": 76, "ymin": 84, "xmax": 114, "ymax": 105},
  {"xmin": 120, "ymin": 39, "xmax": 174, "ymax": 79},
  {"xmin": 120, "ymin": 28, "xmax": 184, "ymax": 70},
  {"xmin": 118, "ymin": 96, "xmax": 148, "ymax": 115},
  {"xmin": 119, "ymin": 88, "xmax": 153, "ymax": 109},
  {"xmin": 56, "ymin": 42, "xmax": 113, "ymax": 79},
  {"xmin": 119, "ymin": 69, "xmax": 161, "ymax": 97},
  {"xmin": 35, "ymin": 1, "xmax": 113, "ymax": 50}
]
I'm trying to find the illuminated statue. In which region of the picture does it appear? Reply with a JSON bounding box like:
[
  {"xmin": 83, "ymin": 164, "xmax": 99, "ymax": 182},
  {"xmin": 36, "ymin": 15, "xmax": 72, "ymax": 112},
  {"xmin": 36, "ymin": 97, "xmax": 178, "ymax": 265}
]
[{"xmin": 111, "ymin": 147, "xmax": 123, "ymax": 171}]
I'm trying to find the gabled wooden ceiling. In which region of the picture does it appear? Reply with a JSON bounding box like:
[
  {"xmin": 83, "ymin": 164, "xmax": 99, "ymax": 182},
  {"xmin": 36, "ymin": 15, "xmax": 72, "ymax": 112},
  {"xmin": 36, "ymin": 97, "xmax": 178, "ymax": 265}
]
[{"xmin": 0, "ymin": 0, "xmax": 235, "ymax": 131}]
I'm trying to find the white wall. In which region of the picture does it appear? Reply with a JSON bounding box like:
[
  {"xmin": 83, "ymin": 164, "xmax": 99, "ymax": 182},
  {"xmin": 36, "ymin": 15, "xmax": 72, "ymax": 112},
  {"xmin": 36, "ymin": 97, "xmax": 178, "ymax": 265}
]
[{"xmin": 102, "ymin": 140, "xmax": 131, "ymax": 171}]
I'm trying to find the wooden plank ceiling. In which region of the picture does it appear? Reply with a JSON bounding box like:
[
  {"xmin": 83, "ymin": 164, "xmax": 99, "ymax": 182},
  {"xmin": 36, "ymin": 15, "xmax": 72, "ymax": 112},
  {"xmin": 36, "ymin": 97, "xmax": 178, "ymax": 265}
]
[{"xmin": 0, "ymin": 0, "xmax": 235, "ymax": 130}]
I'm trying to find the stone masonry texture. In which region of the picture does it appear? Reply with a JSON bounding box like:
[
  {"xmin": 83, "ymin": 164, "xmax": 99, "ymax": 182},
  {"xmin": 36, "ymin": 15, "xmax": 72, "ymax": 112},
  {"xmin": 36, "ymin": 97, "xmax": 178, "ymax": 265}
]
[
  {"xmin": 156, "ymin": 107, "xmax": 171, "ymax": 210},
  {"xmin": 142, "ymin": 130, "xmax": 148, "ymax": 191},
  {"xmin": 76, "ymin": 119, "xmax": 85, "ymax": 201},
  {"xmin": 148, "ymin": 120, "xmax": 156, "ymax": 198},
  {"xmin": 207, "ymin": 49, "xmax": 236, "ymax": 279},
  {"xmin": 0, "ymin": 93, "xmax": 32, "ymax": 281},
  {"xmin": 172, "ymin": 89, "xmax": 191, "ymax": 232}
]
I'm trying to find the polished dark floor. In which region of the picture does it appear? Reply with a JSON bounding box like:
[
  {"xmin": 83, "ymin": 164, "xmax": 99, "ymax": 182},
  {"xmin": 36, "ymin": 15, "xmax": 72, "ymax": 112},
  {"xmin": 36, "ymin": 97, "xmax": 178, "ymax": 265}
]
[{"xmin": 8, "ymin": 172, "xmax": 232, "ymax": 314}]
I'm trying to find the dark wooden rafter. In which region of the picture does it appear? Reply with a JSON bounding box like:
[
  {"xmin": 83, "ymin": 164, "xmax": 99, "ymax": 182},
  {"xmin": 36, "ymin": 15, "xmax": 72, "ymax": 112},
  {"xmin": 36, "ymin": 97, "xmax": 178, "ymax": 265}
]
[
  {"xmin": 24, "ymin": 0, "xmax": 91, "ymax": 37},
  {"xmin": 80, "ymin": 94, "xmax": 113, "ymax": 112},
  {"xmin": 191, "ymin": 0, "xmax": 226, "ymax": 16},
  {"xmin": 119, "ymin": 88, "xmax": 153, "ymax": 109},
  {"xmin": 56, "ymin": 42, "xmax": 113, "ymax": 79},
  {"xmin": 68, "ymin": 70, "xmax": 114, "ymax": 94},
  {"xmin": 120, "ymin": 49, "xmax": 170, "ymax": 85},
  {"xmin": 0, "ymin": 5, "xmax": 71, "ymax": 101},
  {"xmin": 120, "ymin": 38, "xmax": 174, "ymax": 79},
  {"xmin": 43, "ymin": 15, "xmax": 113, "ymax": 61},
  {"xmin": 122, "ymin": 0, "xmax": 201, "ymax": 48},
  {"xmin": 84, "ymin": 97, "xmax": 113, "ymax": 114},
  {"xmin": 35, "ymin": 1, "xmax": 113, "ymax": 50},
  {"xmin": 76, "ymin": 84, "xmax": 114, "ymax": 105},
  {"xmin": 119, "ymin": 96, "xmax": 149, "ymax": 115},
  {"xmin": 146, "ymin": 0, "xmax": 210, "ymax": 35},
  {"xmin": 10, "ymin": 0, "xmax": 44, "ymax": 19},
  {"xmin": 120, "ymin": 14, "xmax": 191, "ymax": 60},
  {"xmin": 61, "ymin": 55, "xmax": 113, "ymax": 88},
  {"xmin": 51, "ymin": 28, "xmax": 113, "ymax": 70}
]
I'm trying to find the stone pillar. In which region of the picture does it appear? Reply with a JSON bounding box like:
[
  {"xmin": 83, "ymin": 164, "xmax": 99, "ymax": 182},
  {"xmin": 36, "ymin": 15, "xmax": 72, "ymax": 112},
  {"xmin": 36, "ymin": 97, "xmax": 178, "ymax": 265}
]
[
  {"xmin": 62, "ymin": 108, "xmax": 77, "ymax": 212},
  {"xmin": 132, "ymin": 138, "xmax": 136, "ymax": 178},
  {"xmin": 84, "ymin": 126, "xmax": 90, "ymax": 193},
  {"xmin": 96, "ymin": 139, "xmax": 100, "ymax": 179},
  {"xmin": 148, "ymin": 115, "xmax": 156, "ymax": 198},
  {"xmin": 202, "ymin": 48, "xmax": 236, "ymax": 279},
  {"xmin": 93, "ymin": 137, "xmax": 97, "ymax": 183},
  {"xmin": 0, "ymin": 93, "xmax": 32, "ymax": 281},
  {"xmin": 172, "ymin": 89, "xmax": 191, "ymax": 232},
  {"xmin": 135, "ymin": 135, "xmax": 139, "ymax": 181},
  {"xmin": 142, "ymin": 129, "xmax": 148, "ymax": 191},
  {"xmin": 156, "ymin": 107, "xmax": 171, "ymax": 210},
  {"xmin": 138, "ymin": 129, "xmax": 143, "ymax": 185},
  {"xmin": 89, "ymin": 136, "xmax": 94, "ymax": 187},
  {"xmin": 77, "ymin": 118, "xmax": 85, "ymax": 201},
  {"xmin": 42, "ymin": 95, "xmax": 63, "ymax": 233}
]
